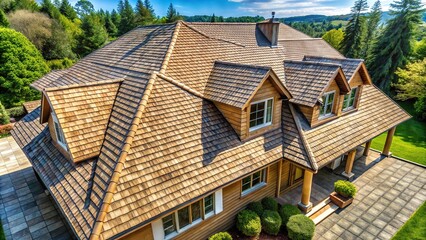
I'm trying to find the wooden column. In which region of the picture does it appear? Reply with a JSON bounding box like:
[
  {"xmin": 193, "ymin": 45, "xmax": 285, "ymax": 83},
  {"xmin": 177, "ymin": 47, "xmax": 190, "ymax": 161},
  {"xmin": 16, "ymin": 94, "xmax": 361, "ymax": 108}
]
[
  {"xmin": 276, "ymin": 160, "xmax": 283, "ymax": 197},
  {"xmin": 363, "ymin": 140, "xmax": 372, "ymax": 156},
  {"xmin": 298, "ymin": 170, "xmax": 313, "ymax": 213},
  {"xmin": 382, "ymin": 127, "xmax": 396, "ymax": 157},
  {"xmin": 342, "ymin": 149, "xmax": 356, "ymax": 179}
]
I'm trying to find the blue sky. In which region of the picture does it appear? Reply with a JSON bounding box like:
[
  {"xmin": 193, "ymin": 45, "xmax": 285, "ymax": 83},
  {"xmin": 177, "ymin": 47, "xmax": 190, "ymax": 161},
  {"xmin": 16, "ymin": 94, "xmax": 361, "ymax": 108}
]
[{"xmin": 66, "ymin": 0, "xmax": 426, "ymax": 17}]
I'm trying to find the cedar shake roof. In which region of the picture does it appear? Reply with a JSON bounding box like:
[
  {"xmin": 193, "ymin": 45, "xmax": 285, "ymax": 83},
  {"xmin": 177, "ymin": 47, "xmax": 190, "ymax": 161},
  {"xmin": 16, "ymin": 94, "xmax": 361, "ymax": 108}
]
[
  {"xmin": 23, "ymin": 100, "xmax": 41, "ymax": 113},
  {"xmin": 298, "ymin": 85, "xmax": 411, "ymax": 167},
  {"xmin": 284, "ymin": 60, "xmax": 349, "ymax": 107},
  {"xmin": 12, "ymin": 21, "xmax": 410, "ymax": 240},
  {"xmin": 43, "ymin": 80, "xmax": 122, "ymax": 162},
  {"xmin": 303, "ymin": 56, "xmax": 363, "ymax": 81}
]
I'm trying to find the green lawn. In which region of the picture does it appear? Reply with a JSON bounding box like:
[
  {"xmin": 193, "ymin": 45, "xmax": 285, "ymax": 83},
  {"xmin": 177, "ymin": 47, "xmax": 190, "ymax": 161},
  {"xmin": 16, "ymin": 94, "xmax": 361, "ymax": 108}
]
[
  {"xmin": 392, "ymin": 201, "xmax": 426, "ymax": 240},
  {"xmin": 370, "ymin": 101, "xmax": 426, "ymax": 165}
]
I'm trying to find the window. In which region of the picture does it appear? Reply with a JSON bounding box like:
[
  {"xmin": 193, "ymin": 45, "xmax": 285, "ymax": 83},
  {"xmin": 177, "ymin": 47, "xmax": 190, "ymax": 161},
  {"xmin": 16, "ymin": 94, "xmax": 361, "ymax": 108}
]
[
  {"xmin": 52, "ymin": 113, "xmax": 66, "ymax": 149},
  {"xmin": 294, "ymin": 167, "xmax": 303, "ymax": 181},
  {"xmin": 342, "ymin": 87, "xmax": 358, "ymax": 111},
  {"xmin": 249, "ymin": 98, "xmax": 273, "ymax": 131},
  {"xmin": 241, "ymin": 169, "xmax": 267, "ymax": 195},
  {"xmin": 319, "ymin": 91, "xmax": 335, "ymax": 118},
  {"xmin": 162, "ymin": 194, "xmax": 215, "ymax": 238}
]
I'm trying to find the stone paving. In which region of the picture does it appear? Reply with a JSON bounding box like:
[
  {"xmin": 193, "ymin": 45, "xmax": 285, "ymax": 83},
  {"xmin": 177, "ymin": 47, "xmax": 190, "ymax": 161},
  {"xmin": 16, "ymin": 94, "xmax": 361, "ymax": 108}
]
[
  {"xmin": 314, "ymin": 157, "xmax": 426, "ymax": 240},
  {"xmin": 0, "ymin": 136, "xmax": 73, "ymax": 240}
]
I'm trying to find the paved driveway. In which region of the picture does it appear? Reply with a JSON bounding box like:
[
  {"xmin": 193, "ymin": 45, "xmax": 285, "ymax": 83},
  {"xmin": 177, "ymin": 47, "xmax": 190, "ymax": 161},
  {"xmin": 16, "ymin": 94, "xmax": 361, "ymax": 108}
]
[
  {"xmin": 314, "ymin": 157, "xmax": 426, "ymax": 240},
  {"xmin": 0, "ymin": 137, "xmax": 73, "ymax": 240}
]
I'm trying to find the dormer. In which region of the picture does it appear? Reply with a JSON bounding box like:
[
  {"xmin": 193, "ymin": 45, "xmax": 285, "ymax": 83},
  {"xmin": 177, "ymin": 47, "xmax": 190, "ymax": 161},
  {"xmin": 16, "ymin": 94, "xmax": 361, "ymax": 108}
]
[
  {"xmin": 284, "ymin": 60, "xmax": 350, "ymax": 127},
  {"xmin": 204, "ymin": 61, "xmax": 292, "ymax": 140},
  {"xmin": 40, "ymin": 79, "xmax": 122, "ymax": 163}
]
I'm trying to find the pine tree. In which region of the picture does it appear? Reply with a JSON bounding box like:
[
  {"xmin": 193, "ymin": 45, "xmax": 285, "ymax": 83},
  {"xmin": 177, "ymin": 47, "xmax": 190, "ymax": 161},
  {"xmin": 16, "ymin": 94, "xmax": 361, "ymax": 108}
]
[
  {"xmin": 166, "ymin": 3, "xmax": 181, "ymax": 23},
  {"xmin": 211, "ymin": 13, "xmax": 216, "ymax": 22},
  {"xmin": 144, "ymin": 0, "xmax": 155, "ymax": 19},
  {"xmin": 0, "ymin": 101, "xmax": 9, "ymax": 125},
  {"xmin": 59, "ymin": 0, "xmax": 77, "ymax": 20},
  {"xmin": 135, "ymin": 0, "xmax": 150, "ymax": 26},
  {"xmin": 118, "ymin": 0, "xmax": 135, "ymax": 35},
  {"xmin": 104, "ymin": 11, "xmax": 118, "ymax": 37},
  {"xmin": 0, "ymin": 9, "xmax": 9, "ymax": 28},
  {"xmin": 77, "ymin": 13, "xmax": 108, "ymax": 56},
  {"xmin": 367, "ymin": 0, "xmax": 423, "ymax": 92},
  {"xmin": 111, "ymin": 9, "xmax": 121, "ymax": 28},
  {"xmin": 362, "ymin": 0, "xmax": 382, "ymax": 59},
  {"xmin": 40, "ymin": 0, "xmax": 61, "ymax": 19},
  {"xmin": 340, "ymin": 0, "xmax": 368, "ymax": 58}
]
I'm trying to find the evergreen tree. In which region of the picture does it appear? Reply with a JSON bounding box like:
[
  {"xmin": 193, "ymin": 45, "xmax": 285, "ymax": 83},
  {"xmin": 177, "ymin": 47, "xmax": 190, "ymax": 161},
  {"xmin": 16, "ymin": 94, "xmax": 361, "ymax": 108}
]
[
  {"xmin": 340, "ymin": 0, "xmax": 369, "ymax": 58},
  {"xmin": 111, "ymin": 9, "xmax": 121, "ymax": 28},
  {"xmin": 59, "ymin": 0, "xmax": 77, "ymax": 20},
  {"xmin": 77, "ymin": 13, "xmax": 108, "ymax": 56},
  {"xmin": 135, "ymin": 0, "xmax": 150, "ymax": 26},
  {"xmin": 362, "ymin": 0, "xmax": 382, "ymax": 59},
  {"xmin": 15, "ymin": 0, "xmax": 39, "ymax": 11},
  {"xmin": 75, "ymin": 0, "xmax": 94, "ymax": 17},
  {"xmin": 0, "ymin": 9, "xmax": 9, "ymax": 28},
  {"xmin": 118, "ymin": 0, "xmax": 135, "ymax": 35},
  {"xmin": 211, "ymin": 14, "xmax": 216, "ymax": 22},
  {"xmin": 144, "ymin": 0, "xmax": 155, "ymax": 19},
  {"xmin": 367, "ymin": 0, "xmax": 423, "ymax": 92},
  {"xmin": 104, "ymin": 11, "xmax": 118, "ymax": 37},
  {"xmin": 0, "ymin": 101, "xmax": 9, "ymax": 125},
  {"xmin": 40, "ymin": 0, "xmax": 61, "ymax": 19},
  {"xmin": 166, "ymin": 3, "xmax": 181, "ymax": 23}
]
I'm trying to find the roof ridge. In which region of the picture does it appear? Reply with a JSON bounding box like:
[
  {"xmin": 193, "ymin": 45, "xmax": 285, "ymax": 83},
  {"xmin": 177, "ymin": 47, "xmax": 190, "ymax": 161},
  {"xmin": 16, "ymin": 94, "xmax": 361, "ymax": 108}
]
[
  {"xmin": 181, "ymin": 21, "xmax": 246, "ymax": 47},
  {"xmin": 288, "ymin": 103, "xmax": 318, "ymax": 171},
  {"xmin": 214, "ymin": 60, "xmax": 272, "ymax": 71},
  {"xmin": 284, "ymin": 60, "xmax": 342, "ymax": 68},
  {"xmin": 303, "ymin": 55, "xmax": 364, "ymax": 62},
  {"xmin": 89, "ymin": 73, "xmax": 158, "ymax": 240},
  {"xmin": 160, "ymin": 21, "xmax": 182, "ymax": 74},
  {"xmin": 279, "ymin": 38, "xmax": 323, "ymax": 41},
  {"xmin": 43, "ymin": 78, "xmax": 124, "ymax": 92},
  {"xmin": 157, "ymin": 73, "xmax": 204, "ymax": 98},
  {"xmin": 187, "ymin": 22, "xmax": 257, "ymax": 25}
]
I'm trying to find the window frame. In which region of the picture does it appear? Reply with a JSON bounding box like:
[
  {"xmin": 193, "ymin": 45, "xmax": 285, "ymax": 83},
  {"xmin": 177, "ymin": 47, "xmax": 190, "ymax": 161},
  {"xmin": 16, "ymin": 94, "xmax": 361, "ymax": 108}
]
[
  {"xmin": 249, "ymin": 98, "xmax": 274, "ymax": 132},
  {"xmin": 51, "ymin": 113, "xmax": 67, "ymax": 150},
  {"xmin": 342, "ymin": 87, "xmax": 358, "ymax": 111},
  {"xmin": 319, "ymin": 91, "xmax": 336, "ymax": 119},
  {"xmin": 241, "ymin": 168, "xmax": 267, "ymax": 196}
]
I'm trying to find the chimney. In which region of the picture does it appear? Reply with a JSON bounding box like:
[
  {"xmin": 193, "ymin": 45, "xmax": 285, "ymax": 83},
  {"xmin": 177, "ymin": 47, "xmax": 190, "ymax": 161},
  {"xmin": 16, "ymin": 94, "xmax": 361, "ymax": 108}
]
[{"xmin": 257, "ymin": 12, "xmax": 280, "ymax": 47}]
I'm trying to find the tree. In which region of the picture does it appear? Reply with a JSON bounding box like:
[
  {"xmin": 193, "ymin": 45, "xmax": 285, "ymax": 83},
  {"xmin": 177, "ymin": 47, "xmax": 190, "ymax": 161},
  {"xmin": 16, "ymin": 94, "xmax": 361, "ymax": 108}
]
[
  {"xmin": 135, "ymin": 0, "xmax": 151, "ymax": 26},
  {"xmin": 104, "ymin": 11, "xmax": 118, "ymax": 37},
  {"xmin": 0, "ymin": 9, "xmax": 9, "ymax": 28},
  {"xmin": 394, "ymin": 59, "xmax": 426, "ymax": 119},
  {"xmin": 118, "ymin": 0, "xmax": 135, "ymax": 35},
  {"xmin": 340, "ymin": 0, "xmax": 369, "ymax": 58},
  {"xmin": 211, "ymin": 14, "xmax": 216, "ymax": 22},
  {"xmin": 166, "ymin": 3, "xmax": 181, "ymax": 23},
  {"xmin": 367, "ymin": 0, "xmax": 423, "ymax": 92},
  {"xmin": 40, "ymin": 0, "xmax": 61, "ymax": 19},
  {"xmin": 0, "ymin": 101, "xmax": 9, "ymax": 125},
  {"xmin": 362, "ymin": 0, "xmax": 382, "ymax": 59},
  {"xmin": 0, "ymin": 28, "xmax": 49, "ymax": 108},
  {"xmin": 322, "ymin": 29, "xmax": 344, "ymax": 51},
  {"xmin": 111, "ymin": 9, "xmax": 121, "ymax": 27},
  {"xmin": 77, "ymin": 13, "xmax": 108, "ymax": 57},
  {"xmin": 413, "ymin": 39, "xmax": 426, "ymax": 60},
  {"xmin": 43, "ymin": 20, "xmax": 75, "ymax": 60},
  {"xmin": 59, "ymin": 0, "xmax": 77, "ymax": 20},
  {"xmin": 75, "ymin": 0, "xmax": 94, "ymax": 17},
  {"xmin": 144, "ymin": 0, "xmax": 155, "ymax": 18}
]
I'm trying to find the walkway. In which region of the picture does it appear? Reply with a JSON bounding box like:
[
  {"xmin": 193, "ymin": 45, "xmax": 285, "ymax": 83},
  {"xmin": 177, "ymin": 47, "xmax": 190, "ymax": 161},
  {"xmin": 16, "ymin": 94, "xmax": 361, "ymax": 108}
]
[{"xmin": 0, "ymin": 136, "xmax": 73, "ymax": 240}]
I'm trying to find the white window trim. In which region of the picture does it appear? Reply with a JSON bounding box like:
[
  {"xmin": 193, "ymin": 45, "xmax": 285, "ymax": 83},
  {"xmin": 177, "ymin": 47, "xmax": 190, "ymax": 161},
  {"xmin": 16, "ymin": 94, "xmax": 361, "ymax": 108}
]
[
  {"xmin": 319, "ymin": 91, "xmax": 336, "ymax": 119},
  {"xmin": 249, "ymin": 98, "xmax": 274, "ymax": 132},
  {"xmin": 342, "ymin": 87, "xmax": 358, "ymax": 111},
  {"xmin": 52, "ymin": 113, "xmax": 67, "ymax": 150},
  {"xmin": 241, "ymin": 169, "xmax": 267, "ymax": 196},
  {"xmin": 154, "ymin": 190, "xmax": 223, "ymax": 240}
]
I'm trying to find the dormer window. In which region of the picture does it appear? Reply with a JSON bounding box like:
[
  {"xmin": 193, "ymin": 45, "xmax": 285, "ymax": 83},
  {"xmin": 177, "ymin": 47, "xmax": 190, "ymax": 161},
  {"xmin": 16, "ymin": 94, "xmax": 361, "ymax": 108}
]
[
  {"xmin": 319, "ymin": 91, "xmax": 335, "ymax": 118},
  {"xmin": 342, "ymin": 87, "xmax": 358, "ymax": 111},
  {"xmin": 52, "ymin": 113, "xmax": 66, "ymax": 149},
  {"xmin": 249, "ymin": 98, "xmax": 273, "ymax": 131}
]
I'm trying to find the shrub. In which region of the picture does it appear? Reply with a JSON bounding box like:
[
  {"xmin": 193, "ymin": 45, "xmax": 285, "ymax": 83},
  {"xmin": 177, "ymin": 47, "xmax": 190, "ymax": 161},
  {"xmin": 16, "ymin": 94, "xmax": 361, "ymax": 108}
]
[
  {"xmin": 261, "ymin": 210, "xmax": 282, "ymax": 235},
  {"xmin": 6, "ymin": 106, "xmax": 25, "ymax": 118},
  {"xmin": 0, "ymin": 123, "xmax": 13, "ymax": 135},
  {"xmin": 261, "ymin": 196, "xmax": 278, "ymax": 211},
  {"xmin": 0, "ymin": 102, "xmax": 10, "ymax": 125},
  {"xmin": 236, "ymin": 210, "xmax": 261, "ymax": 237},
  {"xmin": 247, "ymin": 201, "xmax": 263, "ymax": 216},
  {"xmin": 47, "ymin": 58, "xmax": 74, "ymax": 70},
  {"xmin": 209, "ymin": 232, "xmax": 232, "ymax": 240},
  {"xmin": 334, "ymin": 180, "xmax": 356, "ymax": 198},
  {"xmin": 279, "ymin": 204, "xmax": 302, "ymax": 227},
  {"xmin": 287, "ymin": 214, "xmax": 315, "ymax": 240}
]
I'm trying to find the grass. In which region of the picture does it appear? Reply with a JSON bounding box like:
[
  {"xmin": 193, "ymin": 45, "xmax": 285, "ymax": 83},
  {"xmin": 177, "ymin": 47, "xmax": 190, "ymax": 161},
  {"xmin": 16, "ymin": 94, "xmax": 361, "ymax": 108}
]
[
  {"xmin": 0, "ymin": 220, "xmax": 5, "ymax": 240},
  {"xmin": 392, "ymin": 201, "xmax": 426, "ymax": 240},
  {"xmin": 370, "ymin": 100, "xmax": 426, "ymax": 165}
]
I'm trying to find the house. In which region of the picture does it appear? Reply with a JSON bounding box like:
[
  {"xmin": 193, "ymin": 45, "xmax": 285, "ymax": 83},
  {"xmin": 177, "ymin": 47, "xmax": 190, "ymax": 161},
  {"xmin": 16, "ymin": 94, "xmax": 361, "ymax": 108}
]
[{"xmin": 11, "ymin": 18, "xmax": 410, "ymax": 240}]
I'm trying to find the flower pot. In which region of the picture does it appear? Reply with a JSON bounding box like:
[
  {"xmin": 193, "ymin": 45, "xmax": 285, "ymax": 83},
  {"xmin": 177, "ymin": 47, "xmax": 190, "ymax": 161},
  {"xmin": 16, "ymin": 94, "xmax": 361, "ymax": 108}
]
[{"xmin": 330, "ymin": 192, "xmax": 353, "ymax": 208}]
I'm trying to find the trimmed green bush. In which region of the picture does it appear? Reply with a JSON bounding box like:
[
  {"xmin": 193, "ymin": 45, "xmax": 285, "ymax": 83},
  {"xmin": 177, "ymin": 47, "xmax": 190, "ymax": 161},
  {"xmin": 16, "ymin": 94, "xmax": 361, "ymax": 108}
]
[
  {"xmin": 279, "ymin": 204, "xmax": 301, "ymax": 227},
  {"xmin": 247, "ymin": 201, "xmax": 263, "ymax": 216},
  {"xmin": 6, "ymin": 106, "xmax": 25, "ymax": 118},
  {"xmin": 209, "ymin": 232, "xmax": 232, "ymax": 240},
  {"xmin": 334, "ymin": 180, "xmax": 356, "ymax": 198},
  {"xmin": 261, "ymin": 210, "xmax": 282, "ymax": 235},
  {"xmin": 0, "ymin": 102, "xmax": 9, "ymax": 125},
  {"xmin": 236, "ymin": 210, "xmax": 261, "ymax": 237},
  {"xmin": 287, "ymin": 214, "xmax": 315, "ymax": 240},
  {"xmin": 261, "ymin": 196, "xmax": 278, "ymax": 211}
]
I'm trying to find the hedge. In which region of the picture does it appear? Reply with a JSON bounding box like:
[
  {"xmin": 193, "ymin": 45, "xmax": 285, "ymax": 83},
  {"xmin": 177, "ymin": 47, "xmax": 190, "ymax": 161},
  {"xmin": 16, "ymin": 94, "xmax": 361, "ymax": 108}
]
[
  {"xmin": 286, "ymin": 214, "xmax": 315, "ymax": 240},
  {"xmin": 236, "ymin": 210, "xmax": 261, "ymax": 237},
  {"xmin": 208, "ymin": 232, "xmax": 232, "ymax": 240},
  {"xmin": 247, "ymin": 201, "xmax": 263, "ymax": 216},
  {"xmin": 261, "ymin": 210, "xmax": 282, "ymax": 235},
  {"xmin": 279, "ymin": 204, "xmax": 302, "ymax": 227},
  {"xmin": 261, "ymin": 197, "xmax": 278, "ymax": 211}
]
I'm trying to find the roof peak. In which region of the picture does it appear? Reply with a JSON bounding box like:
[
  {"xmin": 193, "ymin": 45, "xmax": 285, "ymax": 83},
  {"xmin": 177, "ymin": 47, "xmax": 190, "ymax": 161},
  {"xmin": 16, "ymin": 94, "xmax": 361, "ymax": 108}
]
[
  {"xmin": 214, "ymin": 60, "xmax": 272, "ymax": 71},
  {"xmin": 43, "ymin": 78, "xmax": 123, "ymax": 92},
  {"xmin": 303, "ymin": 55, "xmax": 364, "ymax": 62}
]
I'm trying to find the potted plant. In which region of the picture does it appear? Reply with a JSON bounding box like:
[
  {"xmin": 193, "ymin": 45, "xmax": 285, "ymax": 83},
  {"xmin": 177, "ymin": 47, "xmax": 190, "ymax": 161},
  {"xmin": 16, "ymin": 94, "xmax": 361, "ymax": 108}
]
[{"xmin": 330, "ymin": 180, "xmax": 356, "ymax": 208}]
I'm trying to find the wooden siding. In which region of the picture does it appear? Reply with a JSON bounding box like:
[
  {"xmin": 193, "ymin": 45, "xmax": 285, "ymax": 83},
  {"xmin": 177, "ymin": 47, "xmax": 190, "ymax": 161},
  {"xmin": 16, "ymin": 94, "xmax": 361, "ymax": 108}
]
[
  {"xmin": 280, "ymin": 160, "xmax": 291, "ymax": 191},
  {"xmin": 215, "ymin": 102, "xmax": 245, "ymax": 137},
  {"xmin": 47, "ymin": 114, "xmax": 71, "ymax": 160},
  {"xmin": 120, "ymin": 224, "xmax": 154, "ymax": 240},
  {"xmin": 246, "ymin": 78, "xmax": 282, "ymax": 139}
]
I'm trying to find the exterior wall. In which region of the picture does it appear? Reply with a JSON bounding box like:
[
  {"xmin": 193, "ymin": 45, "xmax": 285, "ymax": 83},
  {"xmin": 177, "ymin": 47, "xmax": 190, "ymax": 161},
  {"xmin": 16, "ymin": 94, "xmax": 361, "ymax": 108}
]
[
  {"xmin": 310, "ymin": 78, "xmax": 341, "ymax": 127},
  {"xmin": 245, "ymin": 78, "xmax": 282, "ymax": 139},
  {"xmin": 120, "ymin": 224, "xmax": 154, "ymax": 240},
  {"xmin": 48, "ymin": 114, "xmax": 71, "ymax": 160},
  {"xmin": 215, "ymin": 102, "xmax": 245, "ymax": 137},
  {"xmin": 280, "ymin": 160, "xmax": 291, "ymax": 191}
]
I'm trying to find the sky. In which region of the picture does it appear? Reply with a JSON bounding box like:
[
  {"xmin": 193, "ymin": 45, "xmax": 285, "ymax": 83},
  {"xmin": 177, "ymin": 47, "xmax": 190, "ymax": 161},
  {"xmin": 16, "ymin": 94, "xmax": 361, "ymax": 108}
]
[{"xmin": 66, "ymin": 0, "xmax": 426, "ymax": 18}]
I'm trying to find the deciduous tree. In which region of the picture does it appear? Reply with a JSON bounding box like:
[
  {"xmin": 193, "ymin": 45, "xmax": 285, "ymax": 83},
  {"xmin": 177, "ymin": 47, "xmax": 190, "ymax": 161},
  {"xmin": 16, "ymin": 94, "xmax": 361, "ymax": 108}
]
[
  {"xmin": 322, "ymin": 29, "xmax": 344, "ymax": 51},
  {"xmin": 75, "ymin": 0, "xmax": 94, "ymax": 17}
]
